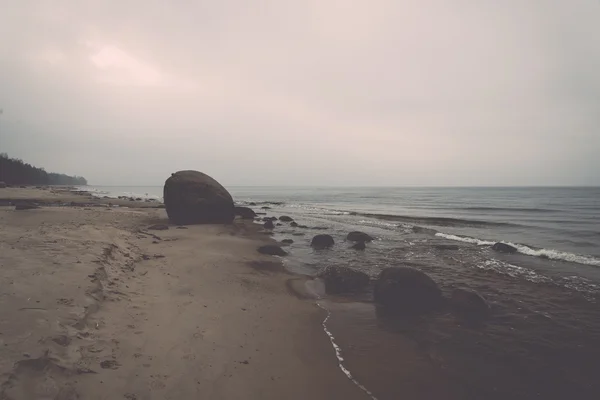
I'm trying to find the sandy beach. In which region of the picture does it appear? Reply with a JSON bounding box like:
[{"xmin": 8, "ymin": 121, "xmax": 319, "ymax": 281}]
[{"xmin": 0, "ymin": 188, "xmax": 368, "ymax": 400}]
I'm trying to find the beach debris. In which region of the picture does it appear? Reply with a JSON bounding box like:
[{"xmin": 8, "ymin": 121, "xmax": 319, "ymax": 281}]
[
  {"xmin": 148, "ymin": 224, "xmax": 169, "ymax": 231},
  {"xmin": 15, "ymin": 202, "xmax": 40, "ymax": 210},
  {"xmin": 100, "ymin": 360, "xmax": 120, "ymax": 369},
  {"xmin": 492, "ymin": 242, "xmax": 518, "ymax": 254},
  {"xmin": 257, "ymin": 245, "xmax": 288, "ymax": 256},
  {"xmin": 317, "ymin": 266, "xmax": 370, "ymax": 294},
  {"xmin": 264, "ymin": 220, "xmax": 275, "ymax": 229},
  {"xmin": 374, "ymin": 267, "xmax": 442, "ymax": 314},
  {"xmin": 351, "ymin": 241, "xmax": 366, "ymax": 250},
  {"xmin": 279, "ymin": 215, "xmax": 294, "ymax": 222},
  {"xmin": 234, "ymin": 206, "xmax": 257, "ymax": 219},
  {"xmin": 347, "ymin": 231, "xmax": 374, "ymax": 242},
  {"xmin": 164, "ymin": 170, "xmax": 234, "ymax": 225},
  {"xmin": 450, "ymin": 288, "xmax": 490, "ymax": 317},
  {"xmin": 311, "ymin": 234, "xmax": 335, "ymax": 249}
]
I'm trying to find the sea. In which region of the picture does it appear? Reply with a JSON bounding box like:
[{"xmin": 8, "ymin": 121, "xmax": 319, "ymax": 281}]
[{"xmin": 77, "ymin": 185, "xmax": 600, "ymax": 399}]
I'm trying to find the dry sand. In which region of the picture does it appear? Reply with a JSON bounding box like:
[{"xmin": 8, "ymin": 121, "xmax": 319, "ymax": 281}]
[{"xmin": 0, "ymin": 188, "xmax": 369, "ymax": 400}]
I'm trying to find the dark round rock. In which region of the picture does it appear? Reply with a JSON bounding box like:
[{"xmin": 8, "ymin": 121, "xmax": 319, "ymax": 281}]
[
  {"xmin": 374, "ymin": 267, "xmax": 442, "ymax": 313},
  {"xmin": 492, "ymin": 242, "xmax": 518, "ymax": 254},
  {"xmin": 290, "ymin": 222, "xmax": 299, "ymax": 227},
  {"xmin": 318, "ymin": 266, "xmax": 370, "ymax": 294},
  {"xmin": 351, "ymin": 241, "xmax": 366, "ymax": 250},
  {"xmin": 234, "ymin": 206, "xmax": 257, "ymax": 219},
  {"xmin": 257, "ymin": 245, "xmax": 287, "ymax": 256},
  {"xmin": 281, "ymin": 239, "xmax": 294, "ymax": 244},
  {"xmin": 347, "ymin": 231, "xmax": 374, "ymax": 242},
  {"xmin": 163, "ymin": 170, "xmax": 234, "ymax": 225},
  {"xmin": 451, "ymin": 288, "xmax": 490, "ymax": 316},
  {"xmin": 279, "ymin": 216, "xmax": 294, "ymax": 222},
  {"xmin": 311, "ymin": 234, "xmax": 335, "ymax": 249},
  {"xmin": 264, "ymin": 220, "xmax": 275, "ymax": 229}
]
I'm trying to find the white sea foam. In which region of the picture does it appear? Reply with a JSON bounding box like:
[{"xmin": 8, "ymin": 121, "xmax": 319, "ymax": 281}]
[
  {"xmin": 435, "ymin": 232, "xmax": 495, "ymax": 246},
  {"xmin": 436, "ymin": 233, "xmax": 600, "ymax": 267},
  {"xmin": 316, "ymin": 301, "xmax": 378, "ymax": 400}
]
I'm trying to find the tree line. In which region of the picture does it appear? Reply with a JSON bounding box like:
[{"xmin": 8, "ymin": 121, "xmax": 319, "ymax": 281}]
[{"xmin": 0, "ymin": 153, "xmax": 88, "ymax": 186}]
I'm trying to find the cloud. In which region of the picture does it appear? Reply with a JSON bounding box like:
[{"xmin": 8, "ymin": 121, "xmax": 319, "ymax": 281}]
[{"xmin": 0, "ymin": 0, "xmax": 599, "ymax": 186}]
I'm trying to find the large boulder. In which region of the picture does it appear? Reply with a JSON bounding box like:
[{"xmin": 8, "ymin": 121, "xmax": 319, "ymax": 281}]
[
  {"xmin": 318, "ymin": 266, "xmax": 370, "ymax": 294},
  {"xmin": 257, "ymin": 245, "xmax": 287, "ymax": 256},
  {"xmin": 347, "ymin": 231, "xmax": 374, "ymax": 242},
  {"xmin": 492, "ymin": 242, "xmax": 518, "ymax": 254},
  {"xmin": 279, "ymin": 216, "xmax": 294, "ymax": 222},
  {"xmin": 163, "ymin": 170, "xmax": 234, "ymax": 225},
  {"xmin": 450, "ymin": 288, "xmax": 490, "ymax": 316},
  {"xmin": 374, "ymin": 267, "xmax": 442, "ymax": 313},
  {"xmin": 311, "ymin": 234, "xmax": 334, "ymax": 249},
  {"xmin": 234, "ymin": 206, "xmax": 257, "ymax": 219}
]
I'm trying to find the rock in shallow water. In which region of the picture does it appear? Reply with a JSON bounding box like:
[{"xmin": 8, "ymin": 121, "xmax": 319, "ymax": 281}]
[
  {"xmin": 257, "ymin": 245, "xmax": 287, "ymax": 256},
  {"xmin": 234, "ymin": 206, "xmax": 257, "ymax": 219},
  {"xmin": 318, "ymin": 266, "xmax": 370, "ymax": 294},
  {"xmin": 347, "ymin": 231, "xmax": 374, "ymax": 242},
  {"xmin": 279, "ymin": 215, "xmax": 294, "ymax": 222},
  {"xmin": 492, "ymin": 242, "xmax": 518, "ymax": 254},
  {"xmin": 264, "ymin": 220, "xmax": 275, "ymax": 229},
  {"xmin": 351, "ymin": 241, "xmax": 366, "ymax": 250},
  {"xmin": 163, "ymin": 170, "xmax": 234, "ymax": 225},
  {"xmin": 311, "ymin": 234, "xmax": 334, "ymax": 249},
  {"xmin": 451, "ymin": 288, "xmax": 490, "ymax": 316},
  {"xmin": 374, "ymin": 267, "xmax": 442, "ymax": 314}
]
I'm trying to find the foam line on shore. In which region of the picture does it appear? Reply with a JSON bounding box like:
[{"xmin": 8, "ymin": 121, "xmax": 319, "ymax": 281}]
[{"xmin": 316, "ymin": 301, "xmax": 378, "ymax": 400}]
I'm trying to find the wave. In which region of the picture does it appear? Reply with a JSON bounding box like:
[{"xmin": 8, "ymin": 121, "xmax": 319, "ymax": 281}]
[
  {"xmin": 357, "ymin": 212, "xmax": 518, "ymax": 228},
  {"xmin": 459, "ymin": 206, "xmax": 558, "ymax": 213},
  {"xmin": 435, "ymin": 233, "xmax": 600, "ymax": 267}
]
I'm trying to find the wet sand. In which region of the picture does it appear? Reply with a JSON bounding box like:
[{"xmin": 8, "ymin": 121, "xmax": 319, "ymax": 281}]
[{"xmin": 0, "ymin": 188, "xmax": 369, "ymax": 400}]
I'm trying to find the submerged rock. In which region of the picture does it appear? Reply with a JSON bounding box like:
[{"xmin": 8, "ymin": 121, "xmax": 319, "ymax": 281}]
[
  {"xmin": 279, "ymin": 216, "xmax": 294, "ymax": 222},
  {"xmin": 281, "ymin": 239, "xmax": 294, "ymax": 244},
  {"xmin": 318, "ymin": 266, "xmax": 370, "ymax": 294},
  {"xmin": 374, "ymin": 267, "xmax": 442, "ymax": 313},
  {"xmin": 351, "ymin": 241, "xmax": 366, "ymax": 250},
  {"xmin": 234, "ymin": 206, "xmax": 257, "ymax": 219},
  {"xmin": 290, "ymin": 222, "xmax": 298, "ymax": 227},
  {"xmin": 311, "ymin": 234, "xmax": 335, "ymax": 249},
  {"xmin": 163, "ymin": 170, "xmax": 234, "ymax": 225},
  {"xmin": 492, "ymin": 242, "xmax": 518, "ymax": 254},
  {"xmin": 347, "ymin": 231, "xmax": 374, "ymax": 242},
  {"xmin": 451, "ymin": 288, "xmax": 490, "ymax": 316},
  {"xmin": 257, "ymin": 245, "xmax": 287, "ymax": 256}
]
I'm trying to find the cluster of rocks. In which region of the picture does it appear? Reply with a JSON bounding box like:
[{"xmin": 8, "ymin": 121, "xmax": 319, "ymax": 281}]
[{"xmin": 318, "ymin": 265, "xmax": 490, "ymax": 318}]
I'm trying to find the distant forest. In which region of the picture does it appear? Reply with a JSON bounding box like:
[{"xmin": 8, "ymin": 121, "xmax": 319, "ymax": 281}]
[{"xmin": 0, "ymin": 153, "xmax": 87, "ymax": 186}]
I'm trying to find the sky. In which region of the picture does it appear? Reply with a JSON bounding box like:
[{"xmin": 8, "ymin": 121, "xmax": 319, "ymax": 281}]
[{"xmin": 0, "ymin": 0, "xmax": 599, "ymax": 186}]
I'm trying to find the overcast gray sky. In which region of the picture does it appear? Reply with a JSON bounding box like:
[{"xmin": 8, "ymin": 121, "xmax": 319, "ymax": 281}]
[{"xmin": 1, "ymin": 0, "xmax": 599, "ymax": 186}]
